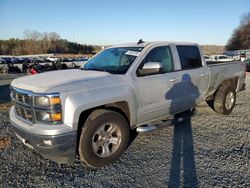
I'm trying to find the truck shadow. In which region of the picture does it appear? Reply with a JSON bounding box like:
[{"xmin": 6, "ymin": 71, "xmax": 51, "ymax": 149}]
[
  {"xmin": 166, "ymin": 74, "xmax": 199, "ymax": 187},
  {"xmin": 128, "ymin": 130, "xmax": 138, "ymax": 147},
  {"xmin": 0, "ymin": 84, "xmax": 11, "ymax": 104}
]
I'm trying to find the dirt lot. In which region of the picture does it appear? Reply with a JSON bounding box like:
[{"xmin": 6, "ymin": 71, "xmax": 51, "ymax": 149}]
[{"xmin": 0, "ymin": 73, "xmax": 249, "ymax": 187}]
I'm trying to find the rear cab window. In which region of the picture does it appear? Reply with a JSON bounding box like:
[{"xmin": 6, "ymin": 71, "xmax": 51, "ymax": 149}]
[{"xmin": 177, "ymin": 45, "xmax": 202, "ymax": 70}]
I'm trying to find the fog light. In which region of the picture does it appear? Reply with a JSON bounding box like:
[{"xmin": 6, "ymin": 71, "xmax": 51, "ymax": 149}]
[
  {"xmin": 43, "ymin": 140, "xmax": 52, "ymax": 146},
  {"xmin": 36, "ymin": 111, "xmax": 51, "ymax": 122},
  {"xmin": 41, "ymin": 112, "xmax": 50, "ymax": 121}
]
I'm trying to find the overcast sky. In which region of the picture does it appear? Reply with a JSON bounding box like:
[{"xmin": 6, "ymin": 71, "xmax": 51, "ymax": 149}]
[{"xmin": 0, "ymin": 0, "xmax": 249, "ymax": 45}]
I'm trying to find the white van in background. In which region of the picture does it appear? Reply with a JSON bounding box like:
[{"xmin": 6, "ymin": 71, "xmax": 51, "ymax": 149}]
[{"xmin": 210, "ymin": 55, "xmax": 232, "ymax": 62}]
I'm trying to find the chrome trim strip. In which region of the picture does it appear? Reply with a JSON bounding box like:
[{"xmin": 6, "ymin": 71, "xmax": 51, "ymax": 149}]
[
  {"xmin": 12, "ymin": 86, "xmax": 60, "ymax": 98},
  {"xmin": 33, "ymin": 93, "xmax": 60, "ymax": 97},
  {"xmin": 11, "ymin": 87, "xmax": 33, "ymax": 96},
  {"xmin": 33, "ymin": 104, "xmax": 62, "ymax": 111},
  {"xmin": 14, "ymin": 103, "xmax": 33, "ymax": 110},
  {"xmin": 13, "ymin": 99, "xmax": 61, "ymax": 113}
]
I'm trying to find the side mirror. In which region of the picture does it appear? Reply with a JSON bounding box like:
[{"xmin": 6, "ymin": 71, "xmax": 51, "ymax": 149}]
[{"xmin": 137, "ymin": 62, "xmax": 163, "ymax": 76}]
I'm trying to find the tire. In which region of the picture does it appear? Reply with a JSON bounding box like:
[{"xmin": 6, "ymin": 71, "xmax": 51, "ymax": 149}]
[
  {"xmin": 55, "ymin": 62, "xmax": 62, "ymax": 70},
  {"xmin": 15, "ymin": 67, "xmax": 21, "ymax": 73},
  {"xmin": 2, "ymin": 67, "xmax": 9, "ymax": 74},
  {"xmin": 61, "ymin": 63, "xmax": 68, "ymax": 69},
  {"xmin": 213, "ymin": 84, "xmax": 236, "ymax": 115},
  {"xmin": 79, "ymin": 109, "xmax": 130, "ymax": 167}
]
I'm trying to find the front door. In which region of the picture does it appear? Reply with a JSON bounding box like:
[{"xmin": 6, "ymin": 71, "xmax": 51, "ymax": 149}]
[{"xmin": 135, "ymin": 46, "xmax": 182, "ymax": 124}]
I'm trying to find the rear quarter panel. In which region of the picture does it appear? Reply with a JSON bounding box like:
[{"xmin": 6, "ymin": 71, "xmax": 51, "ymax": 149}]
[{"xmin": 206, "ymin": 61, "xmax": 246, "ymax": 96}]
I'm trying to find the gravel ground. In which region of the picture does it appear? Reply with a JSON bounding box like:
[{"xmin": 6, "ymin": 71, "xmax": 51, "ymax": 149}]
[{"xmin": 0, "ymin": 73, "xmax": 249, "ymax": 187}]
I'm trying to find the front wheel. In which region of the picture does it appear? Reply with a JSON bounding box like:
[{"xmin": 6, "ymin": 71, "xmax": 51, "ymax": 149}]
[
  {"xmin": 213, "ymin": 85, "xmax": 236, "ymax": 115},
  {"xmin": 79, "ymin": 109, "xmax": 130, "ymax": 167}
]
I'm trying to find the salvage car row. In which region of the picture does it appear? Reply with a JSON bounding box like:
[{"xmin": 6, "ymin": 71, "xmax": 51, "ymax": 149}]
[
  {"xmin": 203, "ymin": 55, "xmax": 250, "ymax": 71},
  {"xmin": 0, "ymin": 56, "xmax": 89, "ymax": 74}
]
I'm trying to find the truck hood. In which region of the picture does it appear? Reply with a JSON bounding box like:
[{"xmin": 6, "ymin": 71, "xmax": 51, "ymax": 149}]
[{"xmin": 11, "ymin": 69, "xmax": 111, "ymax": 93}]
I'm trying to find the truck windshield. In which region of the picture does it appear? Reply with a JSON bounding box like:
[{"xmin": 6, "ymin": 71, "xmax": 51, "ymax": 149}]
[{"xmin": 82, "ymin": 47, "xmax": 143, "ymax": 74}]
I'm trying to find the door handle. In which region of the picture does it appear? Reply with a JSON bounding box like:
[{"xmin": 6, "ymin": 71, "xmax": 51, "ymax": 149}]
[
  {"xmin": 170, "ymin": 78, "xmax": 178, "ymax": 83},
  {"xmin": 201, "ymin": 73, "xmax": 206, "ymax": 77}
]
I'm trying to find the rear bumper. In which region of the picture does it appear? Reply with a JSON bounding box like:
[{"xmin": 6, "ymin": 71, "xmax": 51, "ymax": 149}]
[{"xmin": 10, "ymin": 107, "xmax": 77, "ymax": 163}]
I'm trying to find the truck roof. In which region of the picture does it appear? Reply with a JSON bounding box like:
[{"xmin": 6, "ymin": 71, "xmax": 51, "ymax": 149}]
[{"xmin": 112, "ymin": 41, "xmax": 199, "ymax": 48}]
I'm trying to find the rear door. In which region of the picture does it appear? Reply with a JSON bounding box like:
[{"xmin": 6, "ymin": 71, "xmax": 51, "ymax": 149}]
[{"xmin": 175, "ymin": 45, "xmax": 209, "ymax": 109}]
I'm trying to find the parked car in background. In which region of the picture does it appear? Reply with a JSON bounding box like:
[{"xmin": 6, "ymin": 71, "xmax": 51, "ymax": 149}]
[
  {"xmin": 59, "ymin": 57, "xmax": 73, "ymax": 68},
  {"xmin": 0, "ymin": 58, "xmax": 21, "ymax": 74},
  {"xmin": 244, "ymin": 59, "xmax": 250, "ymax": 71},
  {"xmin": 61, "ymin": 57, "xmax": 73, "ymax": 62},
  {"xmin": 204, "ymin": 55, "xmax": 213, "ymax": 62},
  {"xmin": 47, "ymin": 57, "xmax": 59, "ymax": 62},
  {"xmin": 71, "ymin": 57, "xmax": 89, "ymax": 68},
  {"xmin": 210, "ymin": 55, "xmax": 232, "ymax": 62},
  {"xmin": 10, "ymin": 57, "xmax": 24, "ymax": 70},
  {"xmin": 0, "ymin": 58, "xmax": 7, "ymax": 73},
  {"xmin": 204, "ymin": 55, "xmax": 209, "ymax": 59},
  {"xmin": 60, "ymin": 57, "xmax": 89, "ymax": 68}
]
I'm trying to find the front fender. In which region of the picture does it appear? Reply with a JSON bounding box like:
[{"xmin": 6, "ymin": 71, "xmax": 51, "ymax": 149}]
[{"xmin": 63, "ymin": 85, "xmax": 137, "ymax": 131}]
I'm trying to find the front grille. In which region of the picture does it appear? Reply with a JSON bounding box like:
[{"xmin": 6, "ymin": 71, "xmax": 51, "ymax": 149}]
[
  {"xmin": 11, "ymin": 88, "xmax": 34, "ymax": 124},
  {"xmin": 12, "ymin": 90, "xmax": 32, "ymax": 106},
  {"xmin": 15, "ymin": 105, "xmax": 33, "ymax": 122}
]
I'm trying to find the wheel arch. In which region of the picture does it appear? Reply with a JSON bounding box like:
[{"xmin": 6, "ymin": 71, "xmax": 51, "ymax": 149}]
[
  {"xmin": 75, "ymin": 101, "xmax": 131, "ymax": 154},
  {"xmin": 206, "ymin": 77, "xmax": 239, "ymax": 101}
]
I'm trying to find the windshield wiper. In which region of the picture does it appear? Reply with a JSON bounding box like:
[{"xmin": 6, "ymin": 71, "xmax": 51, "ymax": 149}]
[{"xmin": 80, "ymin": 67, "xmax": 107, "ymax": 72}]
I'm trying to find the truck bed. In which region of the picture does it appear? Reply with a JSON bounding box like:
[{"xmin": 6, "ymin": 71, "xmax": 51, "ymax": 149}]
[{"xmin": 206, "ymin": 61, "xmax": 245, "ymax": 97}]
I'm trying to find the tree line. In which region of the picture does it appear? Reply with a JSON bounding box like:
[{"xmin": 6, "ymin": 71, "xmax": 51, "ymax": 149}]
[
  {"xmin": 226, "ymin": 12, "xmax": 250, "ymax": 51},
  {"xmin": 0, "ymin": 30, "xmax": 101, "ymax": 55},
  {"xmin": 2, "ymin": 15, "xmax": 249, "ymax": 56}
]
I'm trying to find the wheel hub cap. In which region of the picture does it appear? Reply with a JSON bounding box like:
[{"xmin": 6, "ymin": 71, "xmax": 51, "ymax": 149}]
[
  {"xmin": 225, "ymin": 92, "xmax": 234, "ymax": 110},
  {"xmin": 92, "ymin": 123, "xmax": 122, "ymax": 158}
]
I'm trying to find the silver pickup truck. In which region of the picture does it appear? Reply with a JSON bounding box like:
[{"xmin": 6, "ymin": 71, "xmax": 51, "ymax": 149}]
[{"xmin": 10, "ymin": 41, "xmax": 246, "ymax": 167}]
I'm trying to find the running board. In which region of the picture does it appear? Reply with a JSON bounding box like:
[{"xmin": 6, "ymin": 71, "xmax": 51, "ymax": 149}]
[{"xmin": 136, "ymin": 110, "xmax": 195, "ymax": 133}]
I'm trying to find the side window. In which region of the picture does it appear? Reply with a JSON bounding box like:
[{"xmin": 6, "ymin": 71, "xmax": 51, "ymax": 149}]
[
  {"xmin": 177, "ymin": 46, "xmax": 202, "ymax": 70},
  {"xmin": 137, "ymin": 46, "xmax": 174, "ymax": 76}
]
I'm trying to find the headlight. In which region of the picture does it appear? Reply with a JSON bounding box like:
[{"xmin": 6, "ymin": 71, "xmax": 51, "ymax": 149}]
[
  {"xmin": 35, "ymin": 96, "xmax": 61, "ymax": 107},
  {"xmin": 34, "ymin": 93, "xmax": 62, "ymax": 124},
  {"xmin": 35, "ymin": 96, "xmax": 50, "ymax": 107}
]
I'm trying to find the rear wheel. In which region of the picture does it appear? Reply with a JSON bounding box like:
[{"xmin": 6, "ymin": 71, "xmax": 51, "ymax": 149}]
[
  {"xmin": 79, "ymin": 109, "xmax": 130, "ymax": 167},
  {"xmin": 213, "ymin": 85, "xmax": 236, "ymax": 115}
]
